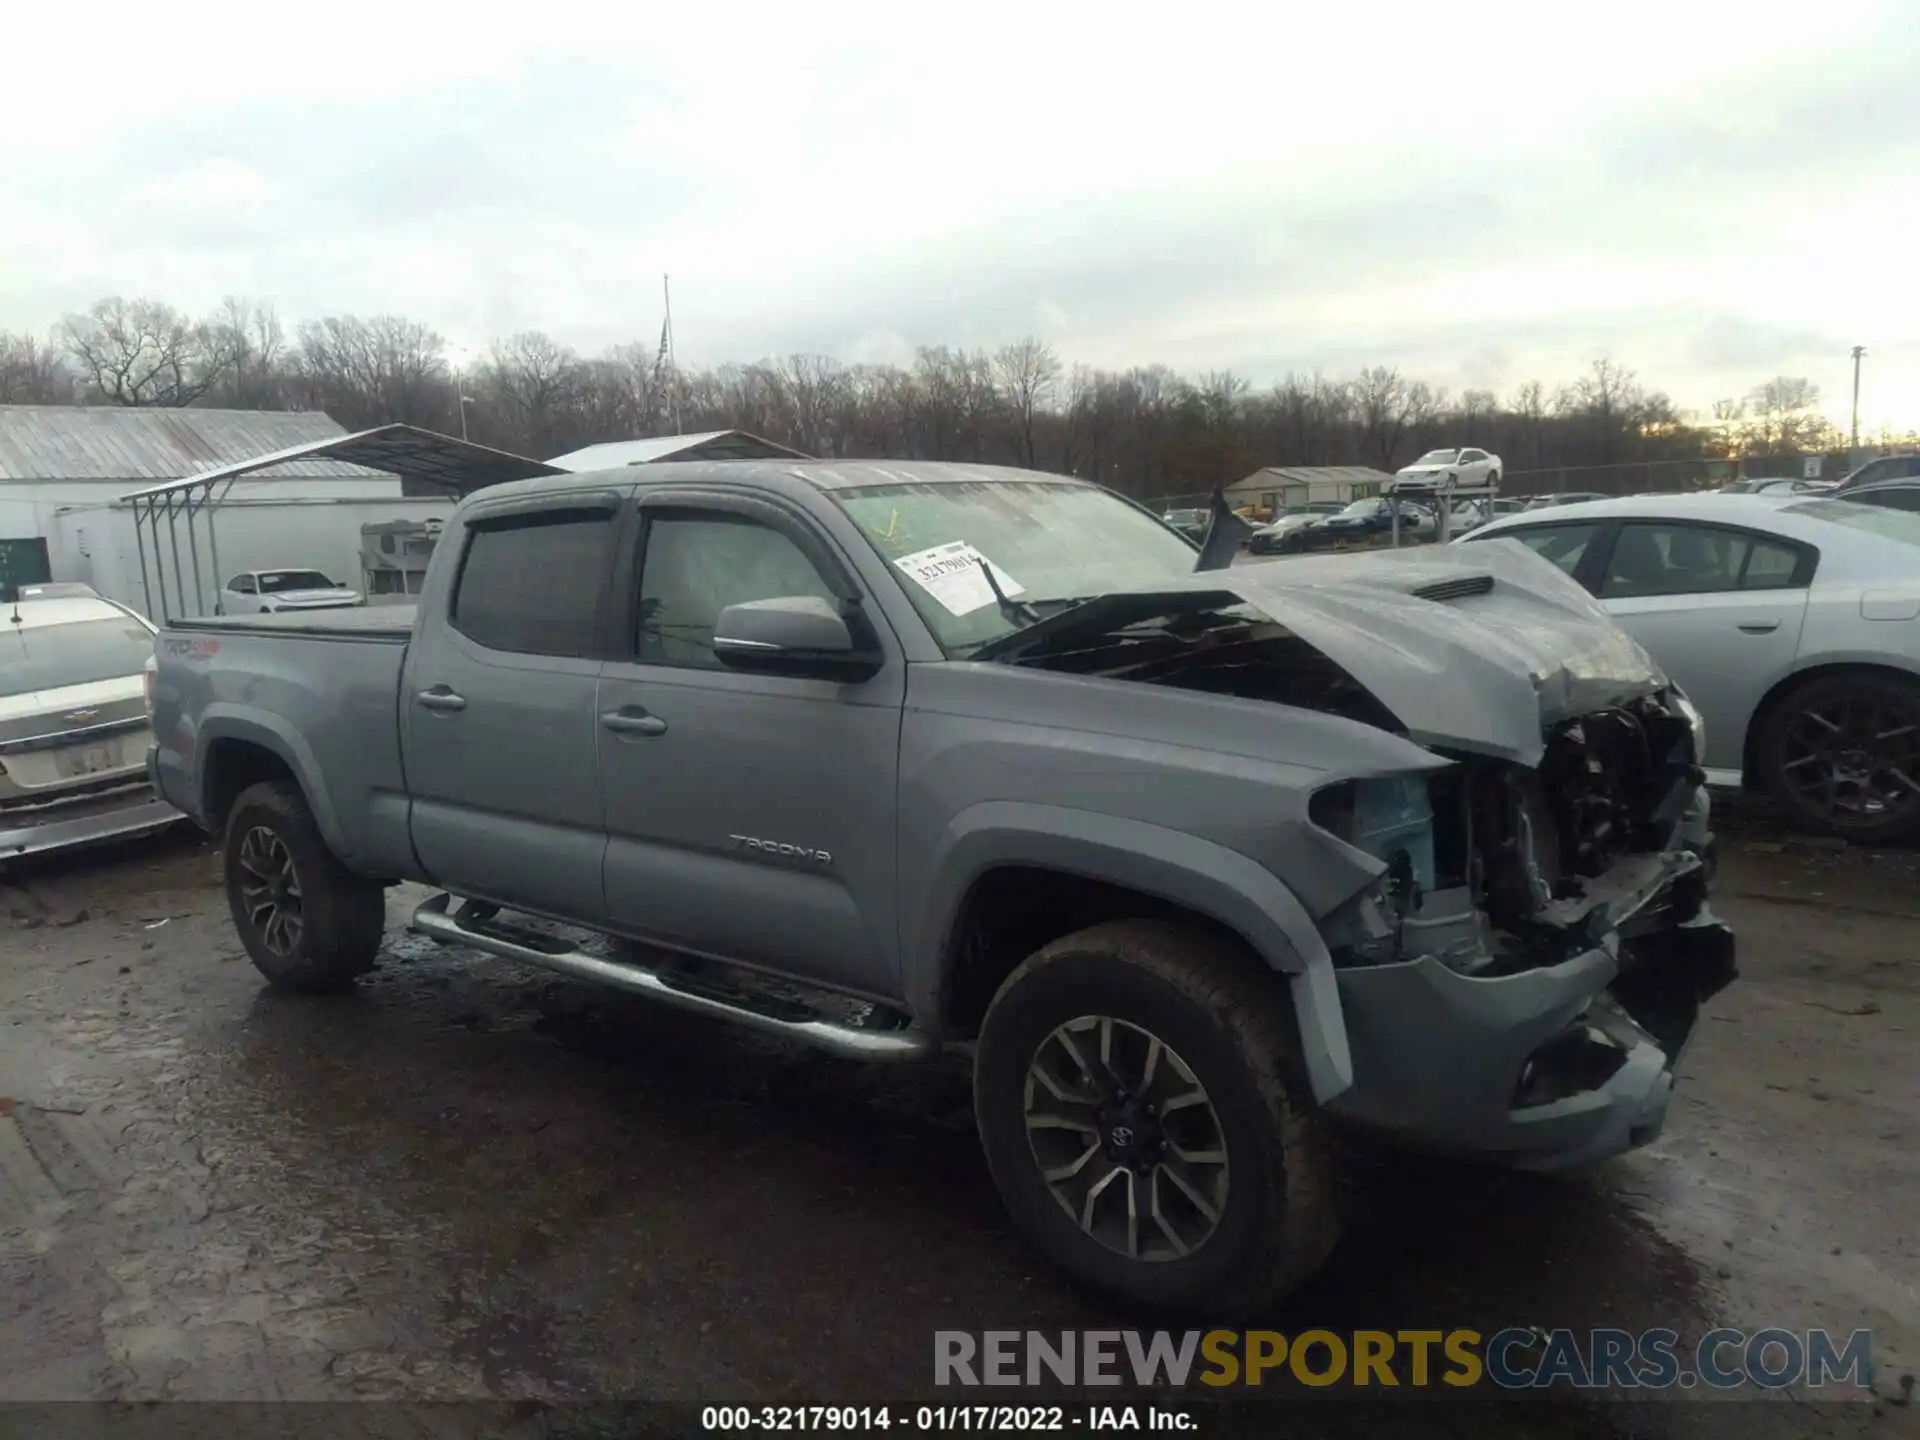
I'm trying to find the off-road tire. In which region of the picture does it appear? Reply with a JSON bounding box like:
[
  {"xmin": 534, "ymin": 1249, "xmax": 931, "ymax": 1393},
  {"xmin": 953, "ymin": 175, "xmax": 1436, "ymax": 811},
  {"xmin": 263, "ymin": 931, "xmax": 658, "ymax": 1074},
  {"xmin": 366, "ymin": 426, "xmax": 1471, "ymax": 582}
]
[
  {"xmin": 224, "ymin": 780, "xmax": 386, "ymax": 992},
  {"xmin": 973, "ymin": 919, "xmax": 1343, "ymax": 1316},
  {"xmin": 1755, "ymin": 670, "xmax": 1920, "ymax": 844}
]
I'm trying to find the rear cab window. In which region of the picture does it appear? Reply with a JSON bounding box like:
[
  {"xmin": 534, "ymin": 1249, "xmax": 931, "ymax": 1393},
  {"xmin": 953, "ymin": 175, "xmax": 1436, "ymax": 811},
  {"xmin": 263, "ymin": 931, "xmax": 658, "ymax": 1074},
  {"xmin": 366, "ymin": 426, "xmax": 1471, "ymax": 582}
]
[{"xmin": 449, "ymin": 509, "xmax": 616, "ymax": 656}]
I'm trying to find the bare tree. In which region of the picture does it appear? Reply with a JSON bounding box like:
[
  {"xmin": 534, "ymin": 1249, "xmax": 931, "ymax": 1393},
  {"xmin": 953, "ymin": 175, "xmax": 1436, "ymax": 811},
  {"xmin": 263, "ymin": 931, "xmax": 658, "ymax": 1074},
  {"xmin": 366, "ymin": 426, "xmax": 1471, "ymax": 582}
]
[
  {"xmin": 58, "ymin": 297, "xmax": 230, "ymax": 407},
  {"xmin": 993, "ymin": 337, "xmax": 1061, "ymax": 468},
  {"xmin": 1354, "ymin": 365, "xmax": 1411, "ymax": 468},
  {"xmin": 1742, "ymin": 376, "xmax": 1833, "ymax": 457},
  {"xmin": 1511, "ymin": 380, "xmax": 1548, "ymax": 470},
  {"xmin": 0, "ymin": 332, "xmax": 72, "ymax": 403},
  {"xmin": 292, "ymin": 314, "xmax": 448, "ymax": 428},
  {"xmin": 483, "ymin": 331, "xmax": 584, "ymax": 456},
  {"xmin": 206, "ymin": 298, "xmax": 287, "ymax": 408},
  {"xmin": 1457, "ymin": 389, "xmax": 1499, "ymax": 444}
]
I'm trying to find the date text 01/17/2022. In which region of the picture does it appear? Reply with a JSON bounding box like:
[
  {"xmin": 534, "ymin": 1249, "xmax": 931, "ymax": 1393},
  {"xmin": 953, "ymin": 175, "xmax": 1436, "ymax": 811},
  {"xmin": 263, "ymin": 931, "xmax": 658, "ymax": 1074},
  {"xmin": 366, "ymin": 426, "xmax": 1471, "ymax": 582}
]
[{"xmin": 700, "ymin": 1405, "xmax": 1197, "ymax": 1432}]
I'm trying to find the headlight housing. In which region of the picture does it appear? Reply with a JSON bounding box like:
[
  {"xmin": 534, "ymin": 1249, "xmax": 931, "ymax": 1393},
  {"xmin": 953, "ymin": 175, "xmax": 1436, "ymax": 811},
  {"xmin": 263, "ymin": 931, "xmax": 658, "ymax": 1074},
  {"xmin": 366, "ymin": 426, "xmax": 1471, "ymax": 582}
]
[{"xmin": 1671, "ymin": 690, "xmax": 1706, "ymax": 759}]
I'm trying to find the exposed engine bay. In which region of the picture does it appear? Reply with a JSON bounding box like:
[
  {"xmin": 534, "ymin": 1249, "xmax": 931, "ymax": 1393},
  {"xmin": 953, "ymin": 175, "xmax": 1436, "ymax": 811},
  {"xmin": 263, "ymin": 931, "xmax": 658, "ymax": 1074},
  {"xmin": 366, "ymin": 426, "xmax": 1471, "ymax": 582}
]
[
  {"xmin": 978, "ymin": 558, "xmax": 1737, "ymax": 1160},
  {"xmin": 986, "ymin": 589, "xmax": 1717, "ymax": 980}
]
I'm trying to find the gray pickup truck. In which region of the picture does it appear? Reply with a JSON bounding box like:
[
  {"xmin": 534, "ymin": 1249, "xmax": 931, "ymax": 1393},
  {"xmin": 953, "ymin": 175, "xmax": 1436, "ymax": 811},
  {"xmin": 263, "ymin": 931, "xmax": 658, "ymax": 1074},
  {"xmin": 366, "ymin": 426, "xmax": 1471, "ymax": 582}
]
[{"xmin": 149, "ymin": 460, "xmax": 1735, "ymax": 1313}]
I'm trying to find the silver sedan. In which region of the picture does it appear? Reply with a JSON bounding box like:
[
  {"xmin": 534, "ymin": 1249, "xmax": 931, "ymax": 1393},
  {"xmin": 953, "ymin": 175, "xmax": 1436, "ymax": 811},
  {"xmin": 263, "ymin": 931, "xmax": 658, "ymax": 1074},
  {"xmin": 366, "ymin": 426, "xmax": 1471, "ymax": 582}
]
[{"xmin": 1462, "ymin": 492, "xmax": 1920, "ymax": 842}]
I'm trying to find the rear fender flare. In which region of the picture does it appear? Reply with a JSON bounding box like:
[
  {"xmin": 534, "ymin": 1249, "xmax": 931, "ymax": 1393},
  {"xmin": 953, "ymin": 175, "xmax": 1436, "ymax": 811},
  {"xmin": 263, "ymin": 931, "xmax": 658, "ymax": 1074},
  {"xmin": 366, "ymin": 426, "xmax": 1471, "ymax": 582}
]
[
  {"xmin": 918, "ymin": 801, "xmax": 1354, "ymax": 1102},
  {"xmin": 195, "ymin": 708, "xmax": 351, "ymax": 861}
]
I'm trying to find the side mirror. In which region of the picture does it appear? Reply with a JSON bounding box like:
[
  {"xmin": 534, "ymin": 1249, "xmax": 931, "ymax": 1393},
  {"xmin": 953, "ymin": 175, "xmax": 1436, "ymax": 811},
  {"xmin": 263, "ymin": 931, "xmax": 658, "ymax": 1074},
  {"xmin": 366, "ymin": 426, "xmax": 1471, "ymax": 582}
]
[{"xmin": 712, "ymin": 595, "xmax": 881, "ymax": 680}]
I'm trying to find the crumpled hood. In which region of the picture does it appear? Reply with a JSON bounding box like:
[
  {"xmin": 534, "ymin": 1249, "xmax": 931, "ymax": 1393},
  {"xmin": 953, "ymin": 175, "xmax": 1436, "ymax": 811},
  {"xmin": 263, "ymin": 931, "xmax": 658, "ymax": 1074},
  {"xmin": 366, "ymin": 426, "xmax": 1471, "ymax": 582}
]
[{"xmin": 1086, "ymin": 542, "xmax": 1667, "ymax": 765}]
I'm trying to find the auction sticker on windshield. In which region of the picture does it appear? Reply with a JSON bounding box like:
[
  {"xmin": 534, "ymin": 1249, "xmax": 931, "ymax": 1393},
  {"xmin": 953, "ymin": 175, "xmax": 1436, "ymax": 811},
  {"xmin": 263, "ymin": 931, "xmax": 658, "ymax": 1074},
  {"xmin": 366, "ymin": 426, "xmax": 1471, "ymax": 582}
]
[{"xmin": 893, "ymin": 541, "xmax": 1024, "ymax": 617}]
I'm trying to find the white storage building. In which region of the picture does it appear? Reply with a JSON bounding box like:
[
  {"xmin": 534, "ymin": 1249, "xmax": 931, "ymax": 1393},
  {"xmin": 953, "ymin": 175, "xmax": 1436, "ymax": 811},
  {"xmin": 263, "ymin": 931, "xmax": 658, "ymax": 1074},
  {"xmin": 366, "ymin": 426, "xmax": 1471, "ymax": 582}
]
[{"xmin": 0, "ymin": 406, "xmax": 462, "ymax": 620}]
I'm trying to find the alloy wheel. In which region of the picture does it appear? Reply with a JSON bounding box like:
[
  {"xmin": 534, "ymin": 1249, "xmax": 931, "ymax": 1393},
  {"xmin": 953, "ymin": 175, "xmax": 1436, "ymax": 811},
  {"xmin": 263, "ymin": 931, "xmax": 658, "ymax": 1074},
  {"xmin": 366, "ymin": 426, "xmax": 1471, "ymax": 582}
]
[
  {"xmin": 1779, "ymin": 689, "xmax": 1920, "ymax": 829},
  {"xmin": 237, "ymin": 825, "xmax": 305, "ymax": 957},
  {"xmin": 1022, "ymin": 1015, "xmax": 1229, "ymax": 1263}
]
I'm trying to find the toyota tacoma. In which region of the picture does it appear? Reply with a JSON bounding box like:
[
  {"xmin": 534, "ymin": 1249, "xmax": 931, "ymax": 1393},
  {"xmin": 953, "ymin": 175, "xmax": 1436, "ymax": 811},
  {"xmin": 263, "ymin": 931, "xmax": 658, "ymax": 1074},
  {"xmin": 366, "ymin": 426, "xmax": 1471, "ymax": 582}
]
[{"xmin": 148, "ymin": 460, "xmax": 1735, "ymax": 1314}]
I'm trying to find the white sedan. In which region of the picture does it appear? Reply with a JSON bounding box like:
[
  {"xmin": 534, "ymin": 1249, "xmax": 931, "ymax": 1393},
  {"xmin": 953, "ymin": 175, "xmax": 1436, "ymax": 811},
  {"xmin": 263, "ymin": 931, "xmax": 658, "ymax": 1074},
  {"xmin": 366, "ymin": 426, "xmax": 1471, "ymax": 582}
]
[
  {"xmin": 1389, "ymin": 446, "xmax": 1503, "ymax": 495},
  {"xmin": 1462, "ymin": 492, "xmax": 1920, "ymax": 841},
  {"xmin": 216, "ymin": 569, "xmax": 363, "ymax": 615}
]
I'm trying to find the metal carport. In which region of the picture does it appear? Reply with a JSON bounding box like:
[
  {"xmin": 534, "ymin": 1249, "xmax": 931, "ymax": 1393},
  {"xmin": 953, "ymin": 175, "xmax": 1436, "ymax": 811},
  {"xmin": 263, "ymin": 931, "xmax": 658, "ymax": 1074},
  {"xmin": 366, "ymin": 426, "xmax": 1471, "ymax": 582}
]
[{"xmin": 118, "ymin": 425, "xmax": 563, "ymax": 622}]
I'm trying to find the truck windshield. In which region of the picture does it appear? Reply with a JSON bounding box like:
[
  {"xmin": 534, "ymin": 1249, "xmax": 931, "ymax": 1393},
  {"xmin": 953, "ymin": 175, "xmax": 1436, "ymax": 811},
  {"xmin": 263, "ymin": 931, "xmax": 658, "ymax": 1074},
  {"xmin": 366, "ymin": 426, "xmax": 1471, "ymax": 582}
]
[
  {"xmin": 834, "ymin": 481, "xmax": 1198, "ymax": 655},
  {"xmin": 0, "ymin": 618, "xmax": 155, "ymax": 697},
  {"xmin": 257, "ymin": 571, "xmax": 336, "ymax": 593}
]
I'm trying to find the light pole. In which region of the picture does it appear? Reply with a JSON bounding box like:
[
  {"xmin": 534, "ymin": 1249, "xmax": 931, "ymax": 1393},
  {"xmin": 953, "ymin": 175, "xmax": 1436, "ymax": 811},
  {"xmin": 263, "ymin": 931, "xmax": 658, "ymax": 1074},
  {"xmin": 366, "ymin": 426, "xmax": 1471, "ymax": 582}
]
[{"xmin": 1850, "ymin": 346, "xmax": 1866, "ymax": 453}]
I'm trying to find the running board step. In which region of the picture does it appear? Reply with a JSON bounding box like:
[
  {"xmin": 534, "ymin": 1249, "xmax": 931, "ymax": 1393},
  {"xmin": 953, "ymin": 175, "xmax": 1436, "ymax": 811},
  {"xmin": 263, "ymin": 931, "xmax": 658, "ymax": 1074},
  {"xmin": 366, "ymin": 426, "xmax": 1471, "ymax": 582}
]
[{"xmin": 408, "ymin": 893, "xmax": 935, "ymax": 1062}]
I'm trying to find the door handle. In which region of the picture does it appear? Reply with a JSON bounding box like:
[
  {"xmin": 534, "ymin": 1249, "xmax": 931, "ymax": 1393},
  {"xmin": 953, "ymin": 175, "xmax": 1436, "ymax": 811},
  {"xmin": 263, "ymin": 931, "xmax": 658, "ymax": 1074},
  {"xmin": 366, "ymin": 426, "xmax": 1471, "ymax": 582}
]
[
  {"xmin": 600, "ymin": 708, "xmax": 667, "ymax": 737},
  {"xmin": 1737, "ymin": 621, "xmax": 1781, "ymax": 634},
  {"xmin": 415, "ymin": 688, "xmax": 467, "ymax": 713}
]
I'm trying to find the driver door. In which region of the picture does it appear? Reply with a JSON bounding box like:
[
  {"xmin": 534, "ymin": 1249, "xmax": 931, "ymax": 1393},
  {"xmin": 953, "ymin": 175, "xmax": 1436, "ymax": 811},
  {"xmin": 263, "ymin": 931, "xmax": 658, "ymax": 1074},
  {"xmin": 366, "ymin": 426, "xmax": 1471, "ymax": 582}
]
[{"xmin": 596, "ymin": 487, "xmax": 908, "ymax": 1000}]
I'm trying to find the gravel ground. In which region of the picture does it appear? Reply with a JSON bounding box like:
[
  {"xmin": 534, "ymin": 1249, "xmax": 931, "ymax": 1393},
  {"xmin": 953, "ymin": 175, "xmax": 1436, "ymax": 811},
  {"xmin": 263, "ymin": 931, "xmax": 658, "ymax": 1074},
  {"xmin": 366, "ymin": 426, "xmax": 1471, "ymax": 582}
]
[{"xmin": 1, "ymin": 810, "xmax": 1914, "ymax": 1438}]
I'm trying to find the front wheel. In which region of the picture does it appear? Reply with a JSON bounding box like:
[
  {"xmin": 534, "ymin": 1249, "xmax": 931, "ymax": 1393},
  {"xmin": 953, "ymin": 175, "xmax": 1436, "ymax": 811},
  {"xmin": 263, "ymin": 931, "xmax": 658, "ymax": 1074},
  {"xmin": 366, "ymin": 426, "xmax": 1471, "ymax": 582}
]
[
  {"xmin": 973, "ymin": 920, "xmax": 1342, "ymax": 1315},
  {"xmin": 1756, "ymin": 672, "xmax": 1920, "ymax": 843},
  {"xmin": 224, "ymin": 780, "xmax": 386, "ymax": 991}
]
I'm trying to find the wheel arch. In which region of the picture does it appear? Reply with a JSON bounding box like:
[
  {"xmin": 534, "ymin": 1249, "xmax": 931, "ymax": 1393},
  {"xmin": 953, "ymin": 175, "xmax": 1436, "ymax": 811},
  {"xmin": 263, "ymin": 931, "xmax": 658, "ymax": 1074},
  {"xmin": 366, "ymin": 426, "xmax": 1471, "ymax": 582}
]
[
  {"xmin": 196, "ymin": 713, "xmax": 343, "ymax": 854},
  {"xmin": 1741, "ymin": 656, "xmax": 1920, "ymax": 785},
  {"xmin": 916, "ymin": 803, "xmax": 1353, "ymax": 1104}
]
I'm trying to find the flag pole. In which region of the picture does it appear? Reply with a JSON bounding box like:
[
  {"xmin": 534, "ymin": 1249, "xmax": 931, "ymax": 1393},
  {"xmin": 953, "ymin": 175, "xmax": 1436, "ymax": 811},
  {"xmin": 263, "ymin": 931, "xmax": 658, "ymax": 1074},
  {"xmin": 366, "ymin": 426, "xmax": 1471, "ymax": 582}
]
[{"xmin": 663, "ymin": 273, "xmax": 681, "ymax": 433}]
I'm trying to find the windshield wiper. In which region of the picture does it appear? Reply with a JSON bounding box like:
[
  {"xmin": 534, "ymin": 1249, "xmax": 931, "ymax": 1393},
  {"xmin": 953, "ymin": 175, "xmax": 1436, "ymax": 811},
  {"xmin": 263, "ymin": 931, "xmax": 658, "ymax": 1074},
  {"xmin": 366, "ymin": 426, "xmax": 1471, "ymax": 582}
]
[
  {"xmin": 978, "ymin": 560, "xmax": 1041, "ymax": 627},
  {"xmin": 953, "ymin": 592, "xmax": 1102, "ymax": 657}
]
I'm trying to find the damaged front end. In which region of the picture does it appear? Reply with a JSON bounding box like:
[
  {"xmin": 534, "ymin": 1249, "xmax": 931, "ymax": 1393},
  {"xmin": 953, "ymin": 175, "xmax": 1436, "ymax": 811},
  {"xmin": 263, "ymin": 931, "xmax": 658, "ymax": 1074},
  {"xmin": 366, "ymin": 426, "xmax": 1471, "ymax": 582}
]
[
  {"xmin": 1313, "ymin": 690, "xmax": 1737, "ymax": 1167},
  {"xmin": 981, "ymin": 551, "xmax": 1737, "ymax": 1168}
]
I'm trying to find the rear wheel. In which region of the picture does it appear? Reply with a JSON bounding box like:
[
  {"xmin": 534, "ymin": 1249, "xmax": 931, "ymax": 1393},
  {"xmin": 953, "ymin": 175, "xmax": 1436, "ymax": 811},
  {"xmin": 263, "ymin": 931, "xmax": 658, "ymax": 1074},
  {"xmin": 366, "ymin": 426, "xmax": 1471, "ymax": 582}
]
[
  {"xmin": 972, "ymin": 919, "xmax": 1342, "ymax": 1315},
  {"xmin": 224, "ymin": 780, "xmax": 386, "ymax": 991},
  {"xmin": 1756, "ymin": 671, "xmax": 1920, "ymax": 842}
]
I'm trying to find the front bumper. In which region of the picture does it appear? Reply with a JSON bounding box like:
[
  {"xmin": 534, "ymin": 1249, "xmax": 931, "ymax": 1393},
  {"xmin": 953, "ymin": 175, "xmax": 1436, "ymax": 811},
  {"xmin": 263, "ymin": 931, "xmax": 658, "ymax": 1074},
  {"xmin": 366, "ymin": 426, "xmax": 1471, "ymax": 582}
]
[
  {"xmin": 0, "ymin": 778, "xmax": 184, "ymax": 861},
  {"xmin": 1324, "ymin": 855, "xmax": 1736, "ymax": 1169}
]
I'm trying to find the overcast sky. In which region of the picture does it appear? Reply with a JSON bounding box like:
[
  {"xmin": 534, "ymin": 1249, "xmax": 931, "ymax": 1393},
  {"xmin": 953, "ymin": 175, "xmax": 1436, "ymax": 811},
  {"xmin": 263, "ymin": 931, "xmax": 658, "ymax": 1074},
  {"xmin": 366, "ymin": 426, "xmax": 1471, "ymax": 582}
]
[{"xmin": 4, "ymin": 0, "xmax": 1915, "ymax": 431}]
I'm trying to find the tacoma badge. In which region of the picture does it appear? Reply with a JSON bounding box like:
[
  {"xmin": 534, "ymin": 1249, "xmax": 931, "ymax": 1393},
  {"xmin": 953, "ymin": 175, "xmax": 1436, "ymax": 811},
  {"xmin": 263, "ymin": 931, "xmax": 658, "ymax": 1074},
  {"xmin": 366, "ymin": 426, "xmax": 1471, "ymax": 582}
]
[{"xmin": 728, "ymin": 834, "xmax": 832, "ymax": 866}]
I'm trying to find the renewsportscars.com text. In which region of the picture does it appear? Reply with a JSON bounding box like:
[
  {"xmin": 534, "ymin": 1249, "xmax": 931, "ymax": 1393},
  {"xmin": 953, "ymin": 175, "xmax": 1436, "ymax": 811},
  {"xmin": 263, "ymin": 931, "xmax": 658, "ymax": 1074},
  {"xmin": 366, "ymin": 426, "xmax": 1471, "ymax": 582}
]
[{"xmin": 934, "ymin": 1328, "xmax": 1873, "ymax": 1392}]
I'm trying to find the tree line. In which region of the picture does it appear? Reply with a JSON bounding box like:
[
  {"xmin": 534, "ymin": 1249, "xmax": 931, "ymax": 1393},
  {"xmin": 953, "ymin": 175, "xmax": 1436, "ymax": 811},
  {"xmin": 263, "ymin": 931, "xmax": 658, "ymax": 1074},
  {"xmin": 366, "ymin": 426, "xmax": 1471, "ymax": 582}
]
[{"xmin": 0, "ymin": 295, "xmax": 1872, "ymax": 502}]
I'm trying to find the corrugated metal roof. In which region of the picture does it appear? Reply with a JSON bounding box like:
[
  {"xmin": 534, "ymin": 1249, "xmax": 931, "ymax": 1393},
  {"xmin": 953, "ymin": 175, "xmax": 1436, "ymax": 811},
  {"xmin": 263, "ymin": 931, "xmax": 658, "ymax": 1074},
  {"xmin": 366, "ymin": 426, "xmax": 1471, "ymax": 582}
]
[
  {"xmin": 1228, "ymin": 465, "xmax": 1396, "ymax": 491},
  {"xmin": 548, "ymin": 429, "xmax": 812, "ymax": 470},
  {"xmin": 119, "ymin": 424, "xmax": 564, "ymax": 504},
  {"xmin": 0, "ymin": 406, "xmax": 391, "ymax": 482}
]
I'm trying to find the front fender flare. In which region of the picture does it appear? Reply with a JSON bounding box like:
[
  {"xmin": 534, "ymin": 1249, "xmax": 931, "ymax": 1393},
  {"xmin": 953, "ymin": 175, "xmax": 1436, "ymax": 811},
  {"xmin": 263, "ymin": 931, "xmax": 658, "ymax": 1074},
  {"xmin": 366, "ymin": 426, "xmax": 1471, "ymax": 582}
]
[{"xmin": 917, "ymin": 801, "xmax": 1354, "ymax": 1103}]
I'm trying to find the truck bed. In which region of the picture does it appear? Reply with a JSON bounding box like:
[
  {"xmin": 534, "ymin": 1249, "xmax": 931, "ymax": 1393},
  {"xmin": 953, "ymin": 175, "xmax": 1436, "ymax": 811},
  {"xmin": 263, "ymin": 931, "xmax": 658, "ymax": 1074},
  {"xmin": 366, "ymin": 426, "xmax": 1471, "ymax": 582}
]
[
  {"xmin": 168, "ymin": 606, "xmax": 417, "ymax": 641},
  {"xmin": 150, "ymin": 611, "xmax": 419, "ymax": 880}
]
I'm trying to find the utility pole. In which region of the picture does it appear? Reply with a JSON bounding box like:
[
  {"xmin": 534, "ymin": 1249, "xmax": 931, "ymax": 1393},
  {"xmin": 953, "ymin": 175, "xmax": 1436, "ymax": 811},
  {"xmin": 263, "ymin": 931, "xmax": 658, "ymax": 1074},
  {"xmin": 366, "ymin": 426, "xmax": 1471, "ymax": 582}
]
[{"xmin": 1850, "ymin": 345, "xmax": 1866, "ymax": 453}]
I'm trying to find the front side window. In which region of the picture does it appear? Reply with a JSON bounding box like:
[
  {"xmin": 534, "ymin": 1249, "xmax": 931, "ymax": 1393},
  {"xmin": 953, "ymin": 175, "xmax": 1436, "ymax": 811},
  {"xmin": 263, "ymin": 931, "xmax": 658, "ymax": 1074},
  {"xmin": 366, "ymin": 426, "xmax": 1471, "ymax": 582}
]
[
  {"xmin": 450, "ymin": 510, "xmax": 614, "ymax": 656},
  {"xmin": 228, "ymin": 575, "xmax": 257, "ymax": 593},
  {"xmin": 0, "ymin": 617, "xmax": 155, "ymax": 697},
  {"xmin": 637, "ymin": 514, "xmax": 836, "ymax": 670},
  {"xmin": 834, "ymin": 481, "xmax": 1197, "ymax": 655},
  {"xmin": 1599, "ymin": 522, "xmax": 1805, "ymax": 599}
]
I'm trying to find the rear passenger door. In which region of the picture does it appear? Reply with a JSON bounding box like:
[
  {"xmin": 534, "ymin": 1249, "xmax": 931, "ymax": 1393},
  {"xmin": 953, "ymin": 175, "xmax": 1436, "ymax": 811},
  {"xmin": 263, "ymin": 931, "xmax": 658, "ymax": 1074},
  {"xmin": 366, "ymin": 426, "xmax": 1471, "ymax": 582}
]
[
  {"xmin": 1592, "ymin": 521, "xmax": 1814, "ymax": 773},
  {"xmin": 401, "ymin": 493, "xmax": 624, "ymax": 920}
]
